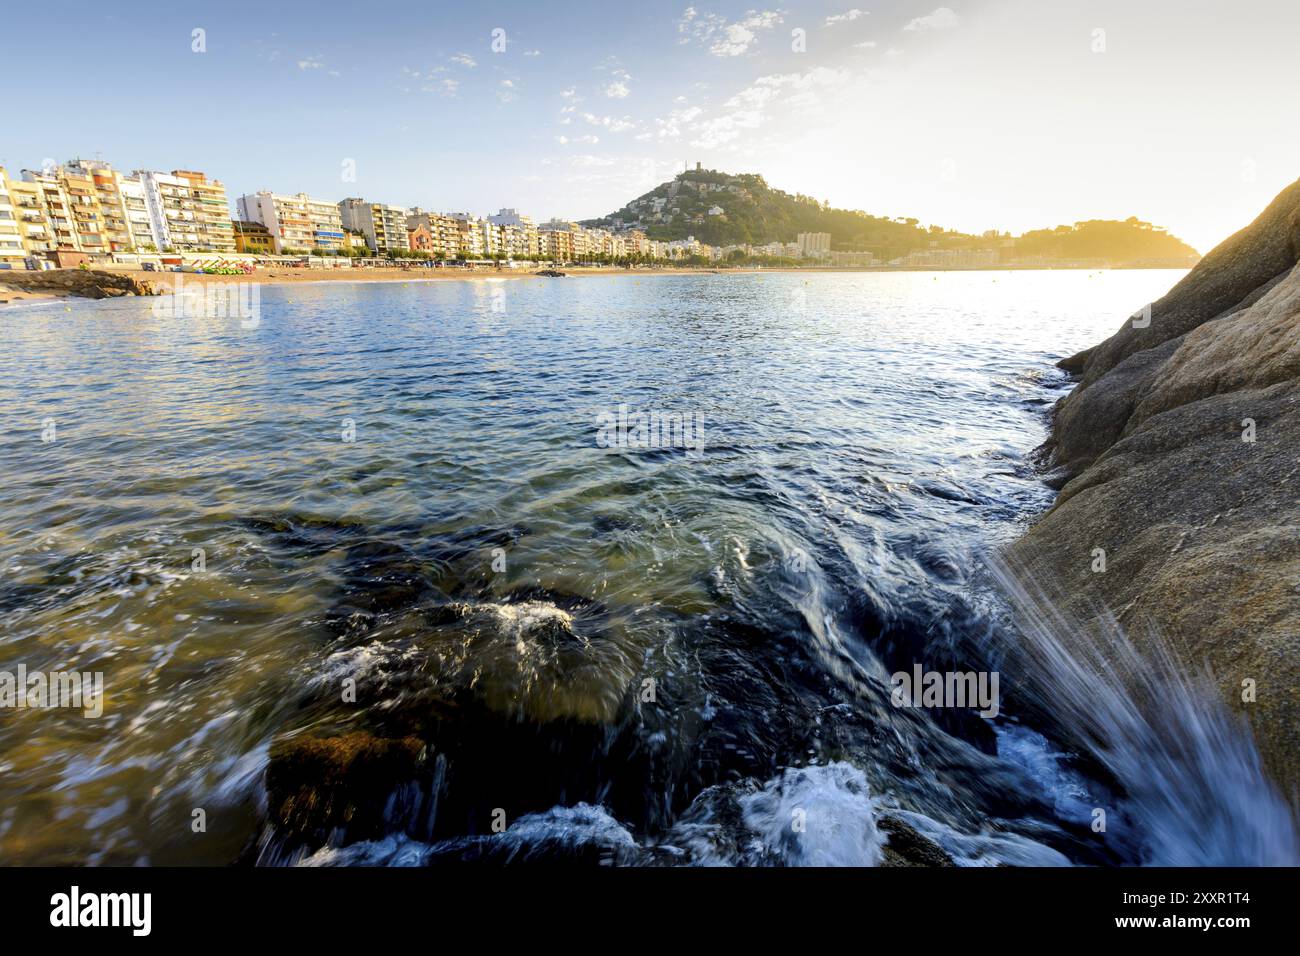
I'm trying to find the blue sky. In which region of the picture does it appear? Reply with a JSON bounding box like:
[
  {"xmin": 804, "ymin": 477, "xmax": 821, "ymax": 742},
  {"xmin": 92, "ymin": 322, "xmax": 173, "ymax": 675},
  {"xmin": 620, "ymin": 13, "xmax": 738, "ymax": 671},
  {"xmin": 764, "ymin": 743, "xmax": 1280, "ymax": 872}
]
[{"xmin": 6, "ymin": 0, "xmax": 1299, "ymax": 251}]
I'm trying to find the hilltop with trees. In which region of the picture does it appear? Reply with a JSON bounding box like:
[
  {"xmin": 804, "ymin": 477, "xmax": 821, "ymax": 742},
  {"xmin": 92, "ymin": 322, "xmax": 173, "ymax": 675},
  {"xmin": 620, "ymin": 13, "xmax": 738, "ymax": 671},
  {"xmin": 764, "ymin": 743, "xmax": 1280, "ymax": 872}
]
[{"xmin": 585, "ymin": 167, "xmax": 1200, "ymax": 264}]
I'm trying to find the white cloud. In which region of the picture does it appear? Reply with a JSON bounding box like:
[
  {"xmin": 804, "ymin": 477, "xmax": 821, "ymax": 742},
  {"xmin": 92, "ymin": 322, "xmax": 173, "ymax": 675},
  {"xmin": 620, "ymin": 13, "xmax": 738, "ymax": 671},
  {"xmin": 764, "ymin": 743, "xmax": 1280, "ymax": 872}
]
[
  {"xmin": 825, "ymin": 9, "xmax": 867, "ymax": 26},
  {"xmin": 690, "ymin": 67, "xmax": 850, "ymax": 148},
  {"xmin": 604, "ymin": 69, "xmax": 632, "ymax": 98},
  {"xmin": 677, "ymin": 7, "xmax": 784, "ymax": 57},
  {"xmin": 571, "ymin": 154, "xmax": 617, "ymax": 168},
  {"xmin": 903, "ymin": 7, "xmax": 960, "ymax": 32},
  {"xmin": 524, "ymin": 49, "xmax": 541, "ymax": 57},
  {"xmin": 450, "ymin": 52, "xmax": 477, "ymax": 67},
  {"xmin": 557, "ymin": 134, "xmax": 600, "ymax": 146},
  {"xmin": 690, "ymin": 109, "xmax": 764, "ymax": 148},
  {"xmin": 582, "ymin": 113, "xmax": 636, "ymax": 133},
  {"xmin": 297, "ymin": 55, "xmax": 325, "ymax": 70},
  {"xmin": 652, "ymin": 105, "xmax": 704, "ymax": 140},
  {"xmin": 497, "ymin": 78, "xmax": 519, "ymax": 103},
  {"xmin": 853, "ymin": 40, "xmax": 878, "ymax": 48}
]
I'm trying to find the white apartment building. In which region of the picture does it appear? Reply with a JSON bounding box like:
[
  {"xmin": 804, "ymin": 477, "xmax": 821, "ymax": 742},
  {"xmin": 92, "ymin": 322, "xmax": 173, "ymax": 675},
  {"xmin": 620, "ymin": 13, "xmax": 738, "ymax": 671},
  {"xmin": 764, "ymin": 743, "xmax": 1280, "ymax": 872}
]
[
  {"xmin": 486, "ymin": 208, "xmax": 538, "ymax": 258},
  {"xmin": 118, "ymin": 177, "xmax": 158, "ymax": 250},
  {"xmin": 238, "ymin": 191, "xmax": 346, "ymax": 253},
  {"xmin": 339, "ymin": 198, "xmax": 410, "ymax": 253},
  {"xmin": 797, "ymin": 232, "xmax": 831, "ymax": 258},
  {"xmin": 137, "ymin": 169, "xmax": 236, "ymax": 252}
]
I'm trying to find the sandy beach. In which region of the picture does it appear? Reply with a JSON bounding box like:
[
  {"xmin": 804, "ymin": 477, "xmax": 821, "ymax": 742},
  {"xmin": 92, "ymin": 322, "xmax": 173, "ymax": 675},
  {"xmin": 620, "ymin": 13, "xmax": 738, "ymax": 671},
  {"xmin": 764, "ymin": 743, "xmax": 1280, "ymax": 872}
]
[{"xmin": 127, "ymin": 264, "xmax": 731, "ymax": 289}]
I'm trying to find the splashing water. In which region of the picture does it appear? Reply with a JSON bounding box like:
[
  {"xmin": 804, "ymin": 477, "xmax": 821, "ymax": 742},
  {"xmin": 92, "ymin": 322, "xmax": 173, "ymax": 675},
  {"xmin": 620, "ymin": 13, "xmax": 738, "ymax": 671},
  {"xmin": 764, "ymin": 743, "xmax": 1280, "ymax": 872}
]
[{"xmin": 986, "ymin": 556, "xmax": 1299, "ymax": 866}]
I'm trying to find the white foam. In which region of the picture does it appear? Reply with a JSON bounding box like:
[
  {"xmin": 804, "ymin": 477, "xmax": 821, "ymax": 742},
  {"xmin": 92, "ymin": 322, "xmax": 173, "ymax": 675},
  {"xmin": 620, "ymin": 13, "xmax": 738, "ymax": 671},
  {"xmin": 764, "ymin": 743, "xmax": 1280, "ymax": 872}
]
[{"xmin": 738, "ymin": 762, "xmax": 886, "ymax": 867}]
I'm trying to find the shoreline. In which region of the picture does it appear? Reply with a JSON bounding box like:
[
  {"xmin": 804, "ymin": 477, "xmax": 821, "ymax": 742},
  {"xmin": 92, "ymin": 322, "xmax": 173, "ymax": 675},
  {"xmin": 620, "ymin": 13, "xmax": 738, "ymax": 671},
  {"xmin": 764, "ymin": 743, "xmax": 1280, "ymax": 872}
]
[{"xmin": 1, "ymin": 262, "xmax": 1193, "ymax": 305}]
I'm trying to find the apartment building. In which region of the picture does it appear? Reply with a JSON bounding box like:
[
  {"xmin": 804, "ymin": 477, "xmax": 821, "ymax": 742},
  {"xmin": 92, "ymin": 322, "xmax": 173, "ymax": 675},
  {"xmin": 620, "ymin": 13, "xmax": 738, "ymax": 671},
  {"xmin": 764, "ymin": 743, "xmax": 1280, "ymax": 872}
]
[
  {"xmin": 796, "ymin": 232, "xmax": 831, "ymax": 258},
  {"xmin": 20, "ymin": 170, "xmax": 79, "ymax": 251},
  {"xmin": 82, "ymin": 162, "xmax": 158, "ymax": 253},
  {"xmin": 537, "ymin": 220, "xmax": 574, "ymax": 262},
  {"xmin": 406, "ymin": 209, "xmax": 463, "ymax": 259},
  {"xmin": 406, "ymin": 223, "xmax": 434, "ymax": 254},
  {"xmin": 6, "ymin": 176, "xmax": 53, "ymax": 256},
  {"xmin": 486, "ymin": 208, "xmax": 538, "ymax": 259},
  {"xmin": 237, "ymin": 191, "xmax": 345, "ymax": 253},
  {"xmin": 444, "ymin": 213, "xmax": 483, "ymax": 259},
  {"xmin": 55, "ymin": 164, "xmax": 109, "ymax": 256},
  {"xmin": 62, "ymin": 159, "xmax": 152, "ymax": 253},
  {"xmin": 373, "ymin": 203, "xmax": 409, "ymax": 253},
  {"xmin": 137, "ymin": 170, "xmax": 235, "ymax": 252},
  {"xmin": 117, "ymin": 176, "xmax": 158, "ymax": 250},
  {"xmin": 0, "ymin": 169, "xmax": 26, "ymax": 266},
  {"xmin": 339, "ymin": 198, "xmax": 410, "ymax": 254}
]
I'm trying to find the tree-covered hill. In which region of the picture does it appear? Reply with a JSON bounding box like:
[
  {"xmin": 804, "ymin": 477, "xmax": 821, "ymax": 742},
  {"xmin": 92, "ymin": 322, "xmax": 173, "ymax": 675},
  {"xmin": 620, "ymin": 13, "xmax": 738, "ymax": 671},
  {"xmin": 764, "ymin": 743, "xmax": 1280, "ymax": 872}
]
[{"xmin": 584, "ymin": 168, "xmax": 1200, "ymax": 263}]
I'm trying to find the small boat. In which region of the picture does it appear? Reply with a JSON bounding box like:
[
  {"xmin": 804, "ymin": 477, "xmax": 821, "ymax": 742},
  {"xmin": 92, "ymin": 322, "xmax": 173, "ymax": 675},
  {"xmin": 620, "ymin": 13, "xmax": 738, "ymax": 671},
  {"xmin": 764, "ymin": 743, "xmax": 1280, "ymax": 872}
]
[{"xmin": 535, "ymin": 269, "xmax": 567, "ymax": 278}]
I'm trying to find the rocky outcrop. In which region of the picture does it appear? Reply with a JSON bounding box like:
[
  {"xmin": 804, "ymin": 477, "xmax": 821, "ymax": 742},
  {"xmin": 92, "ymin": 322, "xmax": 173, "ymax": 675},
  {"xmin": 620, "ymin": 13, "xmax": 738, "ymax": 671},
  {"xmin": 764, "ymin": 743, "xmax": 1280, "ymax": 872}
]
[
  {"xmin": 1007, "ymin": 179, "xmax": 1300, "ymax": 791},
  {"xmin": 0, "ymin": 268, "xmax": 158, "ymax": 300}
]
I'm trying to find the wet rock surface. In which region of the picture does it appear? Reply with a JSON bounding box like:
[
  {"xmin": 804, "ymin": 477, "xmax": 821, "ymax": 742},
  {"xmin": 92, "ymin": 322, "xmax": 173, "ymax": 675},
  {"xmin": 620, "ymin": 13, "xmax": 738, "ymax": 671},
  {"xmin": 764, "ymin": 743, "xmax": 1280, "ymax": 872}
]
[{"xmin": 1011, "ymin": 178, "xmax": 1300, "ymax": 791}]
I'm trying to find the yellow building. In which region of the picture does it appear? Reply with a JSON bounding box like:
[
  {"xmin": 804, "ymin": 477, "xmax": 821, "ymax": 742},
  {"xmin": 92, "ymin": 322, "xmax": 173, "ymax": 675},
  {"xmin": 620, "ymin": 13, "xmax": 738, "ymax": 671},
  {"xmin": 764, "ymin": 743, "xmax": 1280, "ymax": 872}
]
[
  {"xmin": 20, "ymin": 171, "xmax": 79, "ymax": 251},
  {"xmin": 5, "ymin": 176, "xmax": 53, "ymax": 257},
  {"xmin": 0, "ymin": 168, "xmax": 27, "ymax": 266},
  {"xmin": 232, "ymin": 220, "xmax": 275, "ymax": 254}
]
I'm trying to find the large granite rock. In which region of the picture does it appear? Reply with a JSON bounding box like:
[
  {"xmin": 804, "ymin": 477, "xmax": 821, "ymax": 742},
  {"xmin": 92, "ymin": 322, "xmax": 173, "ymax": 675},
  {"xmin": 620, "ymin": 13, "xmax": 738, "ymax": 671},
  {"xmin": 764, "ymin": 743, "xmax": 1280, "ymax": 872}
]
[
  {"xmin": 1009, "ymin": 179, "xmax": 1300, "ymax": 791},
  {"xmin": 0, "ymin": 268, "xmax": 157, "ymax": 300}
]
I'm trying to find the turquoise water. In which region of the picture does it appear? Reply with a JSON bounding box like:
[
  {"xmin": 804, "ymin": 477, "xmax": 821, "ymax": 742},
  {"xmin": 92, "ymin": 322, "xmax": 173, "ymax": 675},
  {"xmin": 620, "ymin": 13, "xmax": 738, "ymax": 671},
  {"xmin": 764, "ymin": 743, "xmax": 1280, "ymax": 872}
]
[{"xmin": 0, "ymin": 269, "xmax": 1209, "ymax": 865}]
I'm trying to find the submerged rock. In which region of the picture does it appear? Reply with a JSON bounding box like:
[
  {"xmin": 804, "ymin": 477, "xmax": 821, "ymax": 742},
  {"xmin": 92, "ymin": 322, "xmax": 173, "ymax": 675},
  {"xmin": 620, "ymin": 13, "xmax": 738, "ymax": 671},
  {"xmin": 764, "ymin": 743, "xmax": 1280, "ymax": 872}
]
[
  {"xmin": 878, "ymin": 815, "xmax": 956, "ymax": 867},
  {"xmin": 1011, "ymin": 177, "xmax": 1300, "ymax": 791},
  {"xmin": 265, "ymin": 732, "xmax": 427, "ymax": 845}
]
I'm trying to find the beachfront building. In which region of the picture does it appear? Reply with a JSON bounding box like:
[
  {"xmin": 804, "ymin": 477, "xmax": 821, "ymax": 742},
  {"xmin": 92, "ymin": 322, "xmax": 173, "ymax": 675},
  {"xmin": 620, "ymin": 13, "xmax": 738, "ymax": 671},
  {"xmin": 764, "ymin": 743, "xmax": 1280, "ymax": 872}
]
[
  {"xmin": 537, "ymin": 220, "xmax": 575, "ymax": 262},
  {"xmin": 19, "ymin": 170, "xmax": 80, "ymax": 253},
  {"xmin": 0, "ymin": 169, "xmax": 26, "ymax": 266},
  {"xmin": 372, "ymin": 203, "xmax": 409, "ymax": 253},
  {"xmin": 829, "ymin": 250, "xmax": 877, "ymax": 267},
  {"xmin": 445, "ymin": 213, "xmax": 484, "ymax": 259},
  {"xmin": 407, "ymin": 222, "xmax": 435, "ymax": 255},
  {"xmin": 797, "ymin": 232, "xmax": 831, "ymax": 258},
  {"xmin": 232, "ymin": 220, "xmax": 275, "ymax": 255},
  {"xmin": 666, "ymin": 236, "xmax": 704, "ymax": 259},
  {"xmin": 339, "ymin": 198, "xmax": 410, "ymax": 254},
  {"xmin": 237, "ymin": 191, "xmax": 345, "ymax": 254},
  {"xmin": 65, "ymin": 160, "xmax": 145, "ymax": 253},
  {"xmin": 138, "ymin": 170, "xmax": 236, "ymax": 252},
  {"xmin": 485, "ymin": 208, "xmax": 538, "ymax": 259},
  {"xmin": 55, "ymin": 164, "xmax": 109, "ymax": 256},
  {"xmin": 5, "ymin": 176, "xmax": 55, "ymax": 256},
  {"xmin": 117, "ymin": 176, "xmax": 158, "ymax": 250},
  {"xmin": 12, "ymin": 161, "xmax": 158, "ymax": 257},
  {"xmin": 405, "ymin": 209, "xmax": 463, "ymax": 259}
]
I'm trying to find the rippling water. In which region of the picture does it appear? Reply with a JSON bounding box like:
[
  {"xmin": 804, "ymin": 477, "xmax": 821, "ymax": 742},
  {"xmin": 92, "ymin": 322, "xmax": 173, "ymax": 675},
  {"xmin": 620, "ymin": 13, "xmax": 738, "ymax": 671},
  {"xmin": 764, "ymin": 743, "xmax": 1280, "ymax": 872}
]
[{"xmin": 6, "ymin": 268, "xmax": 1278, "ymax": 867}]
